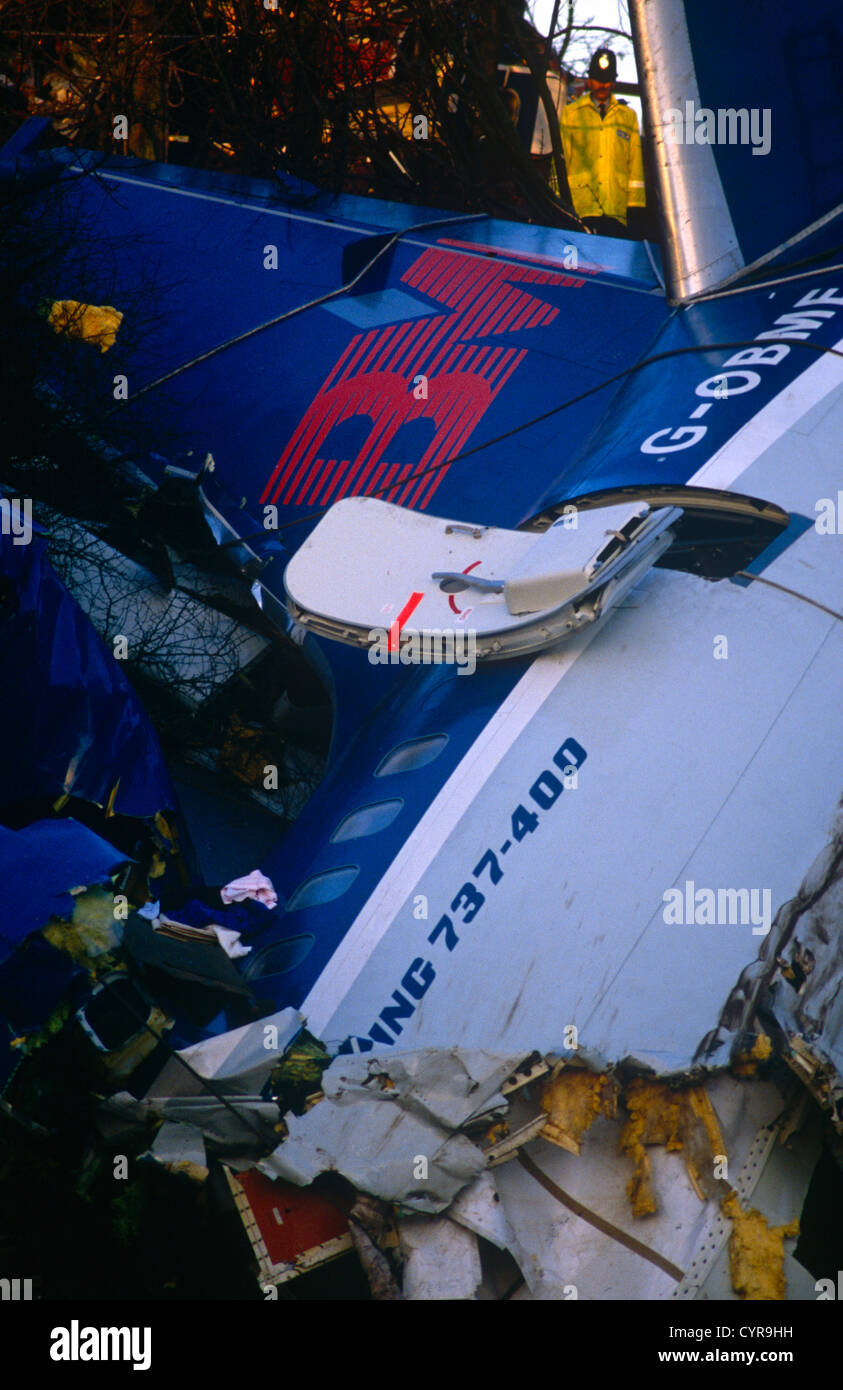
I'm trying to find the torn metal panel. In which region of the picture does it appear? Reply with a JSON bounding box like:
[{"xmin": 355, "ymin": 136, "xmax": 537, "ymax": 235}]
[
  {"xmin": 104, "ymin": 1090, "xmax": 281, "ymax": 1157},
  {"xmin": 701, "ymin": 811, "xmax": 843, "ymax": 1132},
  {"xmin": 100, "ymin": 1009, "xmax": 303, "ymax": 1161},
  {"xmin": 143, "ymin": 1120, "xmax": 209, "ymax": 1182},
  {"xmin": 259, "ymin": 1050, "xmax": 527, "ymax": 1213},
  {"xmin": 399, "ymin": 1217, "xmax": 483, "ymax": 1300},
  {"xmin": 146, "ymin": 1007, "xmax": 302, "ymax": 1099},
  {"xmin": 673, "ymin": 1094, "xmax": 821, "ymax": 1300},
  {"xmin": 448, "ymin": 1170, "xmax": 517, "ymax": 1252},
  {"xmin": 491, "ymin": 1072, "xmax": 806, "ymax": 1301}
]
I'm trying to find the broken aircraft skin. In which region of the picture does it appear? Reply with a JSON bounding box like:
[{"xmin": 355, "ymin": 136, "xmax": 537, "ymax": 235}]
[{"xmin": 1, "ymin": 0, "xmax": 842, "ymax": 1300}]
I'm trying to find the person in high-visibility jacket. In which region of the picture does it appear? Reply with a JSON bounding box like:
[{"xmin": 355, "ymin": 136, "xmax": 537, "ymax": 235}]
[{"xmin": 559, "ymin": 48, "xmax": 646, "ymax": 234}]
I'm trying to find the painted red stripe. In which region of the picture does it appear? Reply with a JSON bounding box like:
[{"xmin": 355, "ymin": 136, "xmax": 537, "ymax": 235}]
[
  {"xmin": 338, "ymin": 328, "xmax": 379, "ymax": 384},
  {"xmin": 415, "ymin": 313, "xmax": 462, "ymax": 377},
  {"xmin": 319, "ymin": 457, "xmax": 355, "ymax": 506},
  {"xmin": 392, "ymin": 316, "xmax": 438, "ymax": 375},
  {"xmin": 387, "ymin": 462, "xmax": 411, "ymax": 503},
  {"xmin": 370, "ymin": 323, "xmax": 405, "ymax": 373},
  {"xmin": 482, "ymin": 346, "xmax": 506, "ymax": 381},
  {"xmin": 411, "ymin": 249, "xmax": 443, "ymax": 294},
  {"xmin": 424, "ymin": 251, "xmax": 467, "ymax": 304},
  {"xmin": 273, "ymin": 383, "xmax": 349, "ymax": 503},
  {"xmin": 292, "ymin": 455, "xmax": 331, "ymax": 506},
  {"xmin": 428, "ymin": 257, "xmax": 468, "ymax": 307},
  {"xmin": 379, "ymin": 319, "xmax": 418, "ymax": 371},
  {"xmin": 447, "ymin": 261, "xmax": 491, "ymax": 317},
  {"xmin": 415, "ymin": 461, "xmax": 450, "ymax": 510},
  {"xmin": 457, "ymin": 277, "xmax": 510, "ymax": 340},
  {"xmin": 483, "ymin": 286, "xmax": 523, "ymax": 336},
  {"xmin": 307, "ymin": 457, "xmax": 343, "ymax": 505},
  {"xmin": 473, "ymin": 279, "xmax": 522, "ymax": 337},
  {"xmin": 323, "ymin": 335, "xmax": 358, "ymax": 392},
  {"xmin": 367, "ymin": 458, "xmax": 393, "ymax": 496},
  {"xmin": 279, "ymin": 371, "xmax": 370, "ymax": 503},
  {"xmin": 310, "ymin": 378, "xmax": 372, "ymax": 508},
  {"xmin": 300, "ymin": 456, "xmax": 340, "ymax": 506},
  {"xmin": 355, "ymin": 324, "xmax": 396, "ymax": 377},
  {"xmin": 388, "ymin": 588, "xmax": 424, "ymax": 651}
]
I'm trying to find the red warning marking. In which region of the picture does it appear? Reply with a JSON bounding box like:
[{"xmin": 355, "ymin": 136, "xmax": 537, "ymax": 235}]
[
  {"xmin": 388, "ymin": 590, "xmax": 425, "ymax": 651},
  {"xmin": 449, "ymin": 560, "xmax": 481, "ymax": 615}
]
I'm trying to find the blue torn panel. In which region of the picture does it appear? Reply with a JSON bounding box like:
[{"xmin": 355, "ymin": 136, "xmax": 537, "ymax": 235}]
[
  {"xmin": 0, "ymin": 818, "xmax": 128, "ymax": 964},
  {"xmin": 0, "ymin": 529, "xmax": 175, "ymax": 819},
  {"xmin": 323, "ymin": 287, "xmax": 437, "ymax": 328}
]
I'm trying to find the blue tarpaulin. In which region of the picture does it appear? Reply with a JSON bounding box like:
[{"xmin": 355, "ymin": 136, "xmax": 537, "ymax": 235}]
[{"xmin": 0, "ymin": 817, "xmax": 128, "ymax": 963}]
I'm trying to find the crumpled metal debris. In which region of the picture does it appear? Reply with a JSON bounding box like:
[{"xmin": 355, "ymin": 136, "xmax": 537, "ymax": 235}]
[
  {"xmin": 700, "ymin": 810, "xmax": 843, "ymax": 1133},
  {"xmin": 100, "ymin": 1008, "xmax": 302, "ymax": 1160},
  {"xmin": 143, "ymin": 1120, "xmax": 209, "ymax": 1183},
  {"xmin": 259, "ymin": 1049, "xmax": 528, "ymax": 1213}
]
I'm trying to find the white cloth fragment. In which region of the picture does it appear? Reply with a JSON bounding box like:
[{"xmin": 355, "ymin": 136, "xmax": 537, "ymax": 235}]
[
  {"xmin": 137, "ymin": 900, "xmax": 160, "ymax": 920},
  {"xmin": 211, "ymin": 926, "xmax": 252, "ymax": 958},
  {"xmin": 220, "ymin": 869, "xmax": 277, "ymax": 909}
]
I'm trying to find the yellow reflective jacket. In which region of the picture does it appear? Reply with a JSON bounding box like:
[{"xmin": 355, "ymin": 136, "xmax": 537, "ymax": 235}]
[{"xmin": 559, "ymin": 93, "xmax": 645, "ymax": 224}]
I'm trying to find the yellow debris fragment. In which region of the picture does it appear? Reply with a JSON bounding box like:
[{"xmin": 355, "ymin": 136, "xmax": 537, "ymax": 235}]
[
  {"xmin": 620, "ymin": 1080, "xmax": 726, "ymax": 1218},
  {"xmin": 539, "ymin": 1068, "xmax": 616, "ymax": 1155},
  {"xmin": 731, "ymin": 1034, "xmax": 773, "ymax": 1076},
  {"xmin": 722, "ymin": 1193, "xmax": 798, "ymax": 1300},
  {"xmin": 164, "ymin": 1159, "xmax": 209, "ymax": 1184},
  {"xmin": 43, "ymin": 886, "xmax": 122, "ymax": 970},
  {"xmin": 485, "ymin": 1120, "xmax": 509, "ymax": 1146},
  {"xmin": 46, "ymin": 299, "xmax": 123, "ymax": 353}
]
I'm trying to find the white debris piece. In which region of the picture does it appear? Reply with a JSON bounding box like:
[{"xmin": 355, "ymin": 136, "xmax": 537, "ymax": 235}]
[
  {"xmin": 399, "ymin": 1218, "xmax": 483, "ymax": 1300},
  {"xmin": 260, "ymin": 1049, "xmax": 525, "ymax": 1213}
]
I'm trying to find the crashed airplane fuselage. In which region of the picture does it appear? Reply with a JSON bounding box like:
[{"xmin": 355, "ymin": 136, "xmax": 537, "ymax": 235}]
[{"xmin": 1, "ymin": 0, "xmax": 842, "ymax": 1302}]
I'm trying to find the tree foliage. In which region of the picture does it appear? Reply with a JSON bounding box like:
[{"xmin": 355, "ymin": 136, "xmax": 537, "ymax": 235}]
[{"xmin": 1, "ymin": 0, "xmax": 584, "ymax": 223}]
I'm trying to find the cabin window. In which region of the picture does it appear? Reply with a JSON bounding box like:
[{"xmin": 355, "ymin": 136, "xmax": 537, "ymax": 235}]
[
  {"xmin": 243, "ymin": 936, "xmax": 315, "ymax": 980},
  {"xmin": 285, "ymin": 865, "xmax": 359, "ymax": 910},
  {"xmin": 330, "ymin": 799, "xmax": 404, "ymax": 842},
  {"xmin": 374, "ymin": 734, "xmax": 448, "ymax": 777}
]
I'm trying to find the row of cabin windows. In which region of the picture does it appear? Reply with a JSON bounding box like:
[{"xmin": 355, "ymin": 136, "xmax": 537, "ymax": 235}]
[{"xmin": 247, "ymin": 734, "xmax": 448, "ymax": 979}]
